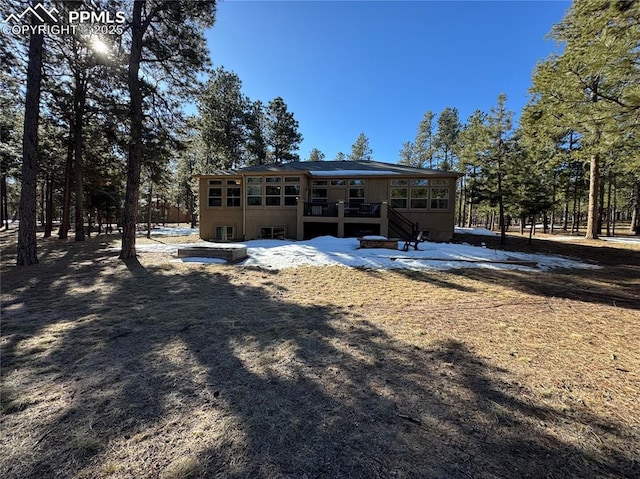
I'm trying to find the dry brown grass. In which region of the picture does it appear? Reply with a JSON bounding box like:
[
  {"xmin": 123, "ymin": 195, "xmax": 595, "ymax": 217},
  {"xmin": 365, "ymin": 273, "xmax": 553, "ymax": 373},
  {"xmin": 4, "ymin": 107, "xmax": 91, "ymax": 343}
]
[{"xmin": 1, "ymin": 228, "xmax": 639, "ymax": 478}]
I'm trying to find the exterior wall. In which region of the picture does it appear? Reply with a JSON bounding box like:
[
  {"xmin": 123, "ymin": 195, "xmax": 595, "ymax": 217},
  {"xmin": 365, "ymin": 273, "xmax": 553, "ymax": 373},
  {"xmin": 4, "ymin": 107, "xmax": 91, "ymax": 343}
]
[
  {"xmin": 392, "ymin": 181, "xmax": 457, "ymax": 241},
  {"xmin": 199, "ymin": 172, "xmax": 460, "ymax": 243},
  {"xmin": 198, "ymin": 176, "xmax": 244, "ymax": 241},
  {"xmin": 199, "ymin": 174, "xmax": 303, "ymax": 241}
]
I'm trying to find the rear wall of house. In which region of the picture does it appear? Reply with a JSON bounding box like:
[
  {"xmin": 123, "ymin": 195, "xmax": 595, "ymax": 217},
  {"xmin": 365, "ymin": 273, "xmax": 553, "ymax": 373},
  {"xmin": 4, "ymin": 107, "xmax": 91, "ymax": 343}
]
[{"xmin": 199, "ymin": 173, "xmax": 459, "ymax": 242}]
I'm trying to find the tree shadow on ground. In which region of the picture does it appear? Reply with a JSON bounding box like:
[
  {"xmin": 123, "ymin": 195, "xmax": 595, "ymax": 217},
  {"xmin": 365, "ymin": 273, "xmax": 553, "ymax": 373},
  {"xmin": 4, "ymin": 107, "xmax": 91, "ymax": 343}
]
[
  {"xmin": 452, "ymin": 233, "xmax": 640, "ymax": 310},
  {"xmin": 1, "ymin": 241, "xmax": 638, "ymax": 478}
]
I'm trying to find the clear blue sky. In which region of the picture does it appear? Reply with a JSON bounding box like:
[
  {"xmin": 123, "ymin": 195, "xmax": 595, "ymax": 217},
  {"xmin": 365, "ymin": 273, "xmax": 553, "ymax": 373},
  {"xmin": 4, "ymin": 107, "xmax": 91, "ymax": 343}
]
[{"xmin": 205, "ymin": 0, "xmax": 571, "ymax": 163}]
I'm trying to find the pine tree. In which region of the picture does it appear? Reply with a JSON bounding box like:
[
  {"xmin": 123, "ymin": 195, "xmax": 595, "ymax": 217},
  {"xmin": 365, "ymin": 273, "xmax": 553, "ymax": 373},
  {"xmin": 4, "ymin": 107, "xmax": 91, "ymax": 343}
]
[
  {"xmin": 457, "ymin": 110, "xmax": 489, "ymax": 227},
  {"xmin": 307, "ymin": 148, "xmax": 325, "ymax": 162},
  {"xmin": 245, "ymin": 100, "xmax": 268, "ymax": 166},
  {"xmin": 434, "ymin": 107, "xmax": 460, "ymax": 171},
  {"xmin": 17, "ymin": 2, "xmax": 44, "ymax": 266},
  {"xmin": 529, "ymin": 0, "xmax": 640, "ymax": 239},
  {"xmin": 349, "ymin": 132, "xmax": 373, "ymax": 161},
  {"xmin": 198, "ymin": 67, "xmax": 248, "ymax": 169},
  {"xmin": 120, "ymin": 0, "xmax": 216, "ymax": 260},
  {"xmin": 486, "ymin": 94, "xmax": 513, "ymax": 245},
  {"xmin": 413, "ymin": 110, "xmax": 436, "ymax": 168},
  {"xmin": 265, "ymin": 97, "xmax": 303, "ymax": 164},
  {"xmin": 398, "ymin": 141, "xmax": 415, "ymax": 166}
]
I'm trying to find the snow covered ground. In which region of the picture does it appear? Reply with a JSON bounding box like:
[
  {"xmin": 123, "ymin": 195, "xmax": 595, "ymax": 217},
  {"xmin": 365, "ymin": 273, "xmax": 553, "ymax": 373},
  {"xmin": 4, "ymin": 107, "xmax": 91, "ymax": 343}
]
[{"xmin": 130, "ymin": 228, "xmax": 599, "ymax": 272}]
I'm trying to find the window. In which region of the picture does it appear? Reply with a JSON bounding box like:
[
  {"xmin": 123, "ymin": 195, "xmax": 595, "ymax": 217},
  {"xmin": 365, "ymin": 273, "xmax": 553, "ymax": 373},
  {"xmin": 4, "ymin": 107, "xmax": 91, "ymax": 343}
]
[
  {"xmin": 312, "ymin": 188, "xmax": 328, "ymax": 203},
  {"xmin": 246, "ymin": 177, "xmax": 263, "ymax": 205},
  {"xmin": 284, "ymin": 176, "xmax": 300, "ymax": 183},
  {"xmin": 348, "ymin": 179, "xmax": 365, "ymax": 204},
  {"xmin": 390, "ymin": 188, "xmax": 408, "ymax": 209},
  {"xmin": 410, "ymin": 179, "xmax": 429, "ymax": 186},
  {"xmin": 430, "ymin": 188, "xmax": 449, "ymax": 209},
  {"xmin": 265, "ymin": 184, "xmax": 282, "ymax": 206},
  {"xmin": 431, "ymin": 179, "xmax": 449, "ymax": 187},
  {"xmin": 410, "ymin": 187, "xmax": 428, "ymax": 209},
  {"xmin": 348, "ymin": 187, "xmax": 365, "ymax": 204},
  {"xmin": 330, "ymin": 179, "xmax": 346, "ymax": 186},
  {"xmin": 284, "ymin": 184, "xmax": 300, "ymax": 206},
  {"xmin": 227, "ymin": 180, "xmax": 241, "ymax": 207},
  {"xmin": 390, "ymin": 179, "xmax": 408, "ymax": 187},
  {"xmin": 208, "ymin": 186, "xmax": 222, "ymax": 207},
  {"xmin": 260, "ymin": 226, "xmax": 286, "ymax": 240},
  {"xmin": 247, "ymin": 185, "xmax": 262, "ymax": 206},
  {"xmin": 215, "ymin": 226, "xmax": 234, "ymax": 241}
]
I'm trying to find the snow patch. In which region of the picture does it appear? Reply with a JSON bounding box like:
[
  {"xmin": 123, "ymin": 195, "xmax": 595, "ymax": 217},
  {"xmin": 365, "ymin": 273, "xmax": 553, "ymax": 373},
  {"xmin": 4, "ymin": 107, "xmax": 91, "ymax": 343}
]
[{"xmin": 125, "ymin": 235, "xmax": 598, "ymax": 272}]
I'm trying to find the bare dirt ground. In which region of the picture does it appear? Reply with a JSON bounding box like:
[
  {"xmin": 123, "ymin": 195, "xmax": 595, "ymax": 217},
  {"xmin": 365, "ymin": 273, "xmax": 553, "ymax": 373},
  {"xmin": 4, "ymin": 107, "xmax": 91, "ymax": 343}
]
[{"xmin": 1, "ymin": 228, "xmax": 639, "ymax": 478}]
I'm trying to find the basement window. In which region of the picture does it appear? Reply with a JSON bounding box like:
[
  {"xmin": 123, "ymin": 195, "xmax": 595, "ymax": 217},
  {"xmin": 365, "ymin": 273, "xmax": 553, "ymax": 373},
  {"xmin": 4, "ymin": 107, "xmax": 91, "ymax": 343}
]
[{"xmin": 260, "ymin": 226, "xmax": 286, "ymax": 240}]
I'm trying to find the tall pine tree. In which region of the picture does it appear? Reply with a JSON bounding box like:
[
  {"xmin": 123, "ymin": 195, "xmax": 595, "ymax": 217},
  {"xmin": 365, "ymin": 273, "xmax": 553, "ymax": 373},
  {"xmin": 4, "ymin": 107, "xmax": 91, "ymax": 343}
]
[{"xmin": 265, "ymin": 97, "xmax": 302, "ymax": 164}]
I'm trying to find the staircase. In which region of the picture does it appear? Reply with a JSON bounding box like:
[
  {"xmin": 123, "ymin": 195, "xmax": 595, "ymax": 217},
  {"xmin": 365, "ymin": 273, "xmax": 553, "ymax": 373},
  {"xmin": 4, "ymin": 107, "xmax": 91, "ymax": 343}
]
[{"xmin": 387, "ymin": 205, "xmax": 420, "ymax": 242}]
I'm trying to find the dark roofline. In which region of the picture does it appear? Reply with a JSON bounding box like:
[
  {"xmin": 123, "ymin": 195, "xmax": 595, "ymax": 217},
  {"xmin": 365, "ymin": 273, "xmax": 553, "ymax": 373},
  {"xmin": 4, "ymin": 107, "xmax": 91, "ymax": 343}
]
[{"xmin": 199, "ymin": 161, "xmax": 462, "ymax": 177}]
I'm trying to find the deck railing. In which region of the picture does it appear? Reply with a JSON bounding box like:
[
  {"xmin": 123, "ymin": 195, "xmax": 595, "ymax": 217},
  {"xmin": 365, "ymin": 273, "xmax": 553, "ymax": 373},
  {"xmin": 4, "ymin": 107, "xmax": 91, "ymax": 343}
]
[
  {"xmin": 344, "ymin": 202, "xmax": 382, "ymax": 217},
  {"xmin": 303, "ymin": 202, "xmax": 382, "ymax": 218},
  {"xmin": 304, "ymin": 202, "xmax": 339, "ymax": 217}
]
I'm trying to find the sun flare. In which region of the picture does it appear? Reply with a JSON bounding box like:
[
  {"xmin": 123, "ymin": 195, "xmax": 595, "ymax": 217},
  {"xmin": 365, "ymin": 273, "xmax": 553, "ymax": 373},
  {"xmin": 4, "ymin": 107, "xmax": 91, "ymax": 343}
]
[{"xmin": 91, "ymin": 37, "xmax": 110, "ymax": 55}]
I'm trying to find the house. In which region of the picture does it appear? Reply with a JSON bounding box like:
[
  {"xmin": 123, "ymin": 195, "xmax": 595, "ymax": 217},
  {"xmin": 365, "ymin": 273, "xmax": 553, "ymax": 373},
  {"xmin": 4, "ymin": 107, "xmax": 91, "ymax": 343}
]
[{"xmin": 197, "ymin": 161, "xmax": 463, "ymax": 242}]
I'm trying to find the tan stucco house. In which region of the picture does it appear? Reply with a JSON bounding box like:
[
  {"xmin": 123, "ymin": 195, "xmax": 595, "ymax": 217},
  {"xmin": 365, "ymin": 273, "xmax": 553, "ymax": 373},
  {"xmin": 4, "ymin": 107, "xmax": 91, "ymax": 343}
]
[{"xmin": 197, "ymin": 161, "xmax": 462, "ymax": 242}]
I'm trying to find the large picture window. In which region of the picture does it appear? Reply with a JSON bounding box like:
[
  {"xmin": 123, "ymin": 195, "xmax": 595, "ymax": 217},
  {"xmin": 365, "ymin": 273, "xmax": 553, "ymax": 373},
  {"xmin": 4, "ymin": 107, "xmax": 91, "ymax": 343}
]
[
  {"xmin": 348, "ymin": 179, "xmax": 365, "ymax": 204},
  {"xmin": 430, "ymin": 188, "xmax": 449, "ymax": 209},
  {"xmin": 246, "ymin": 177, "xmax": 263, "ymax": 206},
  {"xmin": 390, "ymin": 188, "xmax": 408, "ymax": 209},
  {"xmin": 284, "ymin": 177, "xmax": 301, "ymax": 206},
  {"xmin": 410, "ymin": 187, "xmax": 428, "ymax": 209},
  {"xmin": 311, "ymin": 180, "xmax": 328, "ymax": 203},
  {"xmin": 227, "ymin": 180, "xmax": 241, "ymax": 207},
  {"xmin": 430, "ymin": 179, "xmax": 449, "ymax": 210},
  {"xmin": 247, "ymin": 185, "xmax": 262, "ymax": 206},
  {"xmin": 208, "ymin": 179, "xmax": 222, "ymax": 206},
  {"xmin": 265, "ymin": 184, "xmax": 282, "ymax": 206},
  {"xmin": 284, "ymin": 184, "xmax": 300, "ymax": 206}
]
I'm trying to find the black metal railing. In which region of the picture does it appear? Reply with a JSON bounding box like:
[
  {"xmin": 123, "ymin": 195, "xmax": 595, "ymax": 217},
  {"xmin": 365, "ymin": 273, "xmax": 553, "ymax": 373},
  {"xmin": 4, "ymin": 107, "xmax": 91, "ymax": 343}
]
[
  {"xmin": 303, "ymin": 202, "xmax": 383, "ymax": 218},
  {"xmin": 344, "ymin": 202, "xmax": 382, "ymax": 217},
  {"xmin": 387, "ymin": 204, "xmax": 419, "ymax": 240},
  {"xmin": 304, "ymin": 202, "xmax": 339, "ymax": 217}
]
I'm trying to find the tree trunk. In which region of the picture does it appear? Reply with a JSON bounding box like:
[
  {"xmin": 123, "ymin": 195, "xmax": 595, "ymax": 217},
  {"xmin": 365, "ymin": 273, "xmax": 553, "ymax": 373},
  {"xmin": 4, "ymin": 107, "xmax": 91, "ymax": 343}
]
[
  {"xmin": 585, "ymin": 152, "xmax": 600, "ymax": 240},
  {"xmin": 606, "ymin": 171, "xmax": 612, "ymax": 237},
  {"xmin": 597, "ymin": 174, "xmax": 605, "ymax": 235},
  {"xmin": 146, "ymin": 182, "xmax": 153, "ymax": 239},
  {"xmin": 497, "ymin": 171, "xmax": 506, "ymax": 245},
  {"xmin": 631, "ymin": 180, "xmax": 640, "ymax": 235},
  {"xmin": 44, "ymin": 173, "xmax": 53, "ymax": 238},
  {"xmin": 190, "ymin": 190, "xmax": 197, "ymax": 228},
  {"xmin": 120, "ymin": 0, "xmax": 145, "ymax": 260},
  {"xmin": 74, "ymin": 74, "xmax": 86, "ymax": 241},
  {"xmin": 39, "ymin": 181, "xmax": 44, "ymax": 226},
  {"xmin": 58, "ymin": 125, "xmax": 74, "ymax": 239},
  {"xmin": 0, "ymin": 175, "xmax": 7, "ymax": 229},
  {"xmin": 457, "ymin": 177, "xmax": 464, "ymax": 226},
  {"xmin": 17, "ymin": 18, "xmax": 43, "ymax": 266},
  {"xmin": 572, "ymin": 184, "xmax": 579, "ymax": 234},
  {"xmin": 528, "ymin": 214, "xmax": 536, "ymax": 244}
]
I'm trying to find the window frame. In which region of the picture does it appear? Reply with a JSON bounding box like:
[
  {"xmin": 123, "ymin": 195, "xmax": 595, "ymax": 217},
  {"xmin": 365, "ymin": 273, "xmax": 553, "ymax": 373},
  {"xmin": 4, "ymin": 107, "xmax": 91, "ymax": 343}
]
[{"xmin": 215, "ymin": 225, "xmax": 234, "ymax": 241}]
